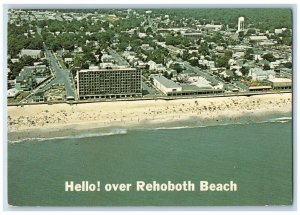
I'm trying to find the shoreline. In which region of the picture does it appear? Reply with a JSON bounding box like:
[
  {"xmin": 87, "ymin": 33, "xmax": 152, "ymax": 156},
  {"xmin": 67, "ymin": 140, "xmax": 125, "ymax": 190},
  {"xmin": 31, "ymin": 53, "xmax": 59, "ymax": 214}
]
[
  {"xmin": 8, "ymin": 112, "xmax": 292, "ymax": 143},
  {"xmin": 7, "ymin": 93, "xmax": 292, "ymax": 142}
]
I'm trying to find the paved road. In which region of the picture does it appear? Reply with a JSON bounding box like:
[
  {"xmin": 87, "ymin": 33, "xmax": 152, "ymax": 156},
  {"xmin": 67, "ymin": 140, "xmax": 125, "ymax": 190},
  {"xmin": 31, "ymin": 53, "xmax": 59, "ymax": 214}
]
[
  {"xmin": 35, "ymin": 27, "xmax": 75, "ymax": 98},
  {"xmin": 107, "ymin": 47, "xmax": 129, "ymax": 66},
  {"xmin": 43, "ymin": 45, "xmax": 75, "ymax": 98}
]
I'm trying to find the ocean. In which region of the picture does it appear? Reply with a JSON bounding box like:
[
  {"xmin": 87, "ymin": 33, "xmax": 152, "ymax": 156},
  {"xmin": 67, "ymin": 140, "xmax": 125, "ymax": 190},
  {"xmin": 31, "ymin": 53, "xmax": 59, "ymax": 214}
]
[{"xmin": 7, "ymin": 118, "xmax": 293, "ymax": 206}]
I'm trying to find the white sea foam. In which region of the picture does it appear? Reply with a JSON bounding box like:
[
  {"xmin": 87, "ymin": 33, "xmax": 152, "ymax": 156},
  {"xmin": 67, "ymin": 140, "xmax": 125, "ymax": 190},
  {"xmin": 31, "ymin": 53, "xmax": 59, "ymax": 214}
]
[
  {"xmin": 152, "ymin": 123, "xmax": 235, "ymax": 131},
  {"xmin": 8, "ymin": 128, "xmax": 127, "ymax": 144},
  {"xmin": 265, "ymin": 116, "xmax": 292, "ymax": 123},
  {"xmin": 9, "ymin": 116, "xmax": 291, "ymax": 144},
  {"xmin": 154, "ymin": 126, "xmax": 191, "ymax": 130},
  {"xmin": 149, "ymin": 116, "xmax": 292, "ymax": 131}
]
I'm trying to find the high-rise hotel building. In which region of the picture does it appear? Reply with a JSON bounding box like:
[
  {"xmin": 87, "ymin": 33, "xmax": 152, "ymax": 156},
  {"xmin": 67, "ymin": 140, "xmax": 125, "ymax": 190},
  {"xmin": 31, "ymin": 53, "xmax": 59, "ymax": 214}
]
[{"xmin": 77, "ymin": 68, "xmax": 142, "ymax": 99}]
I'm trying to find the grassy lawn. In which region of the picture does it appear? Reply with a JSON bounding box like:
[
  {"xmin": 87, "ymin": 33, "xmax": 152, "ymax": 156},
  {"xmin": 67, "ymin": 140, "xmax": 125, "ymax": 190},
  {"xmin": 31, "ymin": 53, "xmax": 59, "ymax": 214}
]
[
  {"xmin": 58, "ymin": 59, "xmax": 67, "ymax": 69},
  {"xmin": 8, "ymin": 91, "xmax": 30, "ymax": 104},
  {"xmin": 54, "ymin": 53, "xmax": 67, "ymax": 69}
]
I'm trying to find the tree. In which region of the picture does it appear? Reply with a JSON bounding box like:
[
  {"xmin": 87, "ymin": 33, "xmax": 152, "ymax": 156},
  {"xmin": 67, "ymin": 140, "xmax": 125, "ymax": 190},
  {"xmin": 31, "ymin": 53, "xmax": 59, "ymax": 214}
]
[
  {"xmin": 240, "ymin": 66, "xmax": 249, "ymax": 76},
  {"xmin": 171, "ymin": 63, "xmax": 184, "ymax": 74},
  {"xmin": 163, "ymin": 71, "xmax": 171, "ymax": 79},
  {"xmin": 42, "ymin": 59, "xmax": 49, "ymax": 66},
  {"xmin": 215, "ymin": 52, "xmax": 231, "ymax": 69},
  {"xmin": 181, "ymin": 50, "xmax": 190, "ymax": 61},
  {"xmin": 262, "ymin": 53, "xmax": 276, "ymax": 62},
  {"xmin": 199, "ymin": 42, "xmax": 209, "ymax": 56},
  {"xmin": 21, "ymin": 55, "xmax": 35, "ymax": 66},
  {"xmin": 244, "ymin": 48, "xmax": 254, "ymax": 60},
  {"xmin": 246, "ymin": 28, "xmax": 256, "ymax": 36},
  {"xmin": 145, "ymin": 27, "xmax": 153, "ymax": 34},
  {"xmin": 81, "ymin": 63, "xmax": 89, "ymax": 69},
  {"xmin": 224, "ymin": 50, "xmax": 233, "ymax": 58},
  {"xmin": 189, "ymin": 58, "xmax": 199, "ymax": 67},
  {"xmin": 263, "ymin": 64, "xmax": 271, "ymax": 70},
  {"xmin": 283, "ymin": 62, "xmax": 292, "ymax": 68},
  {"xmin": 215, "ymin": 56, "xmax": 229, "ymax": 68},
  {"xmin": 73, "ymin": 56, "xmax": 82, "ymax": 68},
  {"xmin": 238, "ymin": 31, "xmax": 245, "ymax": 41}
]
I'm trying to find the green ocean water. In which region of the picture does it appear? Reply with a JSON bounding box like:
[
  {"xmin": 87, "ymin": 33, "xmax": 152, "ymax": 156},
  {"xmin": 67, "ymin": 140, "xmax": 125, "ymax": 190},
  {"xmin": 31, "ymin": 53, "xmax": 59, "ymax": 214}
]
[{"xmin": 7, "ymin": 119, "xmax": 293, "ymax": 206}]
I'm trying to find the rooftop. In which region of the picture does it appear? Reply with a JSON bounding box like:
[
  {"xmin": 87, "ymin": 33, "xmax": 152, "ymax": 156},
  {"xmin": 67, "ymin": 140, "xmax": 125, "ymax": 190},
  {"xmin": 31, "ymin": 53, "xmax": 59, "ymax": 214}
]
[
  {"xmin": 78, "ymin": 68, "xmax": 137, "ymax": 73},
  {"xmin": 249, "ymin": 36, "xmax": 268, "ymax": 41},
  {"xmin": 153, "ymin": 75, "xmax": 181, "ymax": 88},
  {"xmin": 20, "ymin": 49, "xmax": 42, "ymax": 55},
  {"xmin": 268, "ymin": 78, "xmax": 292, "ymax": 83}
]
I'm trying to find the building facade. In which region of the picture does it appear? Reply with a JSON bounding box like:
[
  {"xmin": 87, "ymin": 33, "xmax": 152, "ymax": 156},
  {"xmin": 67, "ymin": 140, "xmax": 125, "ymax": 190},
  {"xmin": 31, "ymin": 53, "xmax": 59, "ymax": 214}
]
[
  {"xmin": 77, "ymin": 68, "xmax": 142, "ymax": 99},
  {"xmin": 152, "ymin": 75, "xmax": 182, "ymax": 95},
  {"xmin": 19, "ymin": 49, "xmax": 43, "ymax": 59}
]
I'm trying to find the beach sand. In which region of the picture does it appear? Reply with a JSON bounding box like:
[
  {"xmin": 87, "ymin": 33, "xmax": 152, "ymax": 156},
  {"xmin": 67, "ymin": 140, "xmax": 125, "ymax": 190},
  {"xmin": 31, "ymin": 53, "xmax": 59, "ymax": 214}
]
[{"xmin": 7, "ymin": 93, "xmax": 292, "ymax": 141}]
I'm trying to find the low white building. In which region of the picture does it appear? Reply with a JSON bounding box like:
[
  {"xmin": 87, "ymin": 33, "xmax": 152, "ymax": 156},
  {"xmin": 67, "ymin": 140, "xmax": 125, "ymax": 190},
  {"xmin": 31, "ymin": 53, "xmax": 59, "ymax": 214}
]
[
  {"xmin": 268, "ymin": 78, "xmax": 292, "ymax": 89},
  {"xmin": 148, "ymin": 60, "xmax": 157, "ymax": 70},
  {"xmin": 249, "ymin": 36, "xmax": 268, "ymax": 42},
  {"xmin": 11, "ymin": 58, "xmax": 20, "ymax": 63},
  {"xmin": 197, "ymin": 24, "xmax": 222, "ymax": 31},
  {"xmin": 7, "ymin": 88, "xmax": 20, "ymax": 98},
  {"xmin": 275, "ymin": 28, "xmax": 287, "ymax": 34},
  {"xmin": 19, "ymin": 49, "xmax": 43, "ymax": 59},
  {"xmin": 249, "ymin": 68, "xmax": 275, "ymax": 81},
  {"xmin": 64, "ymin": 58, "xmax": 73, "ymax": 63},
  {"xmin": 152, "ymin": 75, "xmax": 182, "ymax": 95},
  {"xmin": 138, "ymin": 33, "xmax": 147, "ymax": 38}
]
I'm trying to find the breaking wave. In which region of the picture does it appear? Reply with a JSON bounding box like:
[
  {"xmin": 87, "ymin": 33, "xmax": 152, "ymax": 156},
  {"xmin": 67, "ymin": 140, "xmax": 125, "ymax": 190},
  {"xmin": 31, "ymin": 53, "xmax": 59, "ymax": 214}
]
[
  {"xmin": 267, "ymin": 116, "xmax": 292, "ymax": 123},
  {"xmin": 9, "ymin": 116, "xmax": 291, "ymax": 144},
  {"xmin": 148, "ymin": 116, "xmax": 292, "ymax": 131},
  {"xmin": 8, "ymin": 128, "xmax": 127, "ymax": 144}
]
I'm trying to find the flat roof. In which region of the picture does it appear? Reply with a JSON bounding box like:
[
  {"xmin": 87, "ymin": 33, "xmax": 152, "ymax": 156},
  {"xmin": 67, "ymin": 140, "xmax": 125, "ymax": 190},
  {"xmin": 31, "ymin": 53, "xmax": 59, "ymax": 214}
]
[
  {"xmin": 249, "ymin": 36, "xmax": 268, "ymax": 40},
  {"xmin": 20, "ymin": 49, "xmax": 42, "ymax": 55},
  {"xmin": 183, "ymin": 33, "xmax": 202, "ymax": 35},
  {"xmin": 153, "ymin": 75, "xmax": 181, "ymax": 88},
  {"xmin": 181, "ymin": 84, "xmax": 221, "ymax": 92},
  {"xmin": 79, "ymin": 68, "xmax": 137, "ymax": 73},
  {"xmin": 268, "ymin": 78, "xmax": 292, "ymax": 83},
  {"xmin": 249, "ymin": 86, "xmax": 272, "ymax": 89},
  {"xmin": 181, "ymin": 85, "xmax": 200, "ymax": 92}
]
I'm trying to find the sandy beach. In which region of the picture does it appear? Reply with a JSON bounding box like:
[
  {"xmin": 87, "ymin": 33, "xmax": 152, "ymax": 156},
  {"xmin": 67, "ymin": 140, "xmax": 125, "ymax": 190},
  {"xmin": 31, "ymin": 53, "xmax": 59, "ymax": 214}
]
[{"xmin": 7, "ymin": 93, "xmax": 292, "ymax": 141}]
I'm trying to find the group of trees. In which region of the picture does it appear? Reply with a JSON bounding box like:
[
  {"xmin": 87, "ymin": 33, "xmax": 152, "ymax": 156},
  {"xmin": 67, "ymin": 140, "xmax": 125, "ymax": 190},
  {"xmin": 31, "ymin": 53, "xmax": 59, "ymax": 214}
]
[
  {"xmin": 275, "ymin": 29, "xmax": 292, "ymax": 46},
  {"xmin": 146, "ymin": 48, "xmax": 170, "ymax": 64},
  {"xmin": 164, "ymin": 34, "xmax": 190, "ymax": 47},
  {"xmin": 214, "ymin": 50, "xmax": 233, "ymax": 68},
  {"xmin": 149, "ymin": 8, "xmax": 292, "ymax": 31},
  {"xmin": 198, "ymin": 42, "xmax": 210, "ymax": 56},
  {"xmin": 37, "ymin": 8, "xmax": 291, "ymax": 31},
  {"xmin": 8, "ymin": 23, "xmax": 43, "ymax": 57}
]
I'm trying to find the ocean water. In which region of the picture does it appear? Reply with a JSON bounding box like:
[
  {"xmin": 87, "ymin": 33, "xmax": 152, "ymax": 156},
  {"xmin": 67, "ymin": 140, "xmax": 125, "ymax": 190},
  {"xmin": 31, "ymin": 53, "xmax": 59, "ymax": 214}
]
[{"xmin": 7, "ymin": 118, "xmax": 293, "ymax": 206}]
